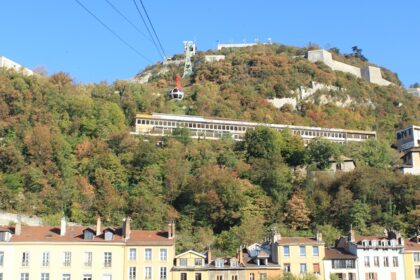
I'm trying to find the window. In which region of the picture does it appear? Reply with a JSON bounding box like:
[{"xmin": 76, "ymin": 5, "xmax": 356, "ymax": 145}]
[
  {"xmin": 0, "ymin": 232, "xmax": 5, "ymax": 241},
  {"xmin": 366, "ymin": 273, "xmax": 376, "ymax": 280},
  {"xmin": 180, "ymin": 273, "xmax": 187, "ymax": 280},
  {"xmin": 83, "ymin": 275, "xmax": 92, "ymax": 280},
  {"xmin": 145, "ymin": 267, "xmax": 152, "ymax": 279},
  {"xmin": 216, "ymin": 276, "xmax": 223, "ymax": 280},
  {"xmin": 145, "ymin": 249, "xmax": 152, "ymax": 260},
  {"xmin": 384, "ymin": 256, "xmax": 389, "ymax": 267},
  {"xmin": 62, "ymin": 274, "xmax": 71, "ymax": 280},
  {"xmin": 415, "ymin": 265, "xmax": 420, "ymax": 280},
  {"xmin": 313, "ymin": 246, "xmax": 319, "ymax": 256},
  {"xmin": 374, "ymin": 256, "xmax": 379, "ymax": 267},
  {"xmin": 20, "ymin": 273, "xmax": 29, "ymax": 280},
  {"xmin": 0, "ymin": 251, "xmax": 3, "ymax": 266},
  {"xmin": 364, "ymin": 256, "xmax": 370, "ymax": 267},
  {"xmin": 283, "ymin": 246, "xmax": 290, "ymax": 256},
  {"xmin": 179, "ymin": 258, "xmax": 187, "ymax": 266},
  {"xmin": 415, "ymin": 253, "xmax": 420, "ymax": 262},
  {"xmin": 332, "ymin": 260, "xmax": 355, "ymax": 269},
  {"xmin": 22, "ymin": 252, "xmax": 30, "ymax": 266},
  {"xmin": 160, "ymin": 267, "xmax": 167, "ymax": 280},
  {"xmin": 104, "ymin": 230, "xmax": 114, "ymax": 240},
  {"xmin": 300, "ymin": 246, "xmax": 306, "ymax": 256},
  {"xmin": 84, "ymin": 252, "xmax": 92, "ymax": 267},
  {"xmin": 63, "ymin": 251, "xmax": 71, "ymax": 267},
  {"xmin": 284, "ymin": 263, "xmax": 291, "ymax": 272},
  {"xmin": 102, "ymin": 275, "xmax": 112, "ymax": 280},
  {"xmin": 313, "ymin": 263, "xmax": 320, "ymax": 274},
  {"xmin": 195, "ymin": 258, "xmax": 203, "ymax": 266},
  {"xmin": 129, "ymin": 248, "xmax": 137, "ymax": 261},
  {"xmin": 300, "ymin": 263, "xmax": 307, "ymax": 274},
  {"xmin": 42, "ymin": 252, "xmax": 49, "ymax": 267},
  {"xmin": 195, "ymin": 273, "xmax": 202, "ymax": 280},
  {"xmin": 104, "ymin": 252, "xmax": 112, "ymax": 267},
  {"xmin": 232, "ymin": 276, "xmax": 237, "ymax": 280},
  {"xmin": 84, "ymin": 230, "xmax": 94, "ymax": 240},
  {"xmin": 129, "ymin": 267, "xmax": 136, "ymax": 280},
  {"xmin": 160, "ymin": 249, "xmax": 167, "ymax": 261},
  {"xmin": 0, "ymin": 273, "xmax": 2, "ymax": 280},
  {"xmin": 393, "ymin": 256, "xmax": 399, "ymax": 267},
  {"xmin": 259, "ymin": 273, "xmax": 267, "ymax": 280},
  {"xmin": 215, "ymin": 258, "xmax": 224, "ymax": 268},
  {"xmin": 41, "ymin": 273, "xmax": 50, "ymax": 280},
  {"xmin": 249, "ymin": 273, "xmax": 255, "ymax": 280}
]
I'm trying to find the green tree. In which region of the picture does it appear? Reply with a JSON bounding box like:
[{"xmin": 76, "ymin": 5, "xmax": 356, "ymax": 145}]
[
  {"xmin": 305, "ymin": 139, "xmax": 340, "ymax": 170},
  {"xmin": 350, "ymin": 200, "xmax": 371, "ymax": 233},
  {"xmin": 244, "ymin": 126, "xmax": 282, "ymax": 161}
]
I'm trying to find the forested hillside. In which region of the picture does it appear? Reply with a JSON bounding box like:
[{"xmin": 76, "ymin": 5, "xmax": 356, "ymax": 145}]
[{"xmin": 0, "ymin": 44, "xmax": 419, "ymax": 255}]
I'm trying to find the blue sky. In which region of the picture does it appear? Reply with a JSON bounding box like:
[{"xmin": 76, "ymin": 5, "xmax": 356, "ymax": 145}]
[{"xmin": 1, "ymin": 0, "xmax": 419, "ymax": 86}]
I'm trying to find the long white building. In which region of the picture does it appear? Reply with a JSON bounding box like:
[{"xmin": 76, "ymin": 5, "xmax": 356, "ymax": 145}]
[
  {"xmin": 0, "ymin": 56, "xmax": 33, "ymax": 76},
  {"xmin": 133, "ymin": 113, "xmax": 376, "ymax": 144}
]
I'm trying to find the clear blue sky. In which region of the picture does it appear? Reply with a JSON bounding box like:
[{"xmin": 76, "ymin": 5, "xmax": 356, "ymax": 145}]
[{"xmin": 1, "ymin": 0, "xmax": 419, "ymax": 86}]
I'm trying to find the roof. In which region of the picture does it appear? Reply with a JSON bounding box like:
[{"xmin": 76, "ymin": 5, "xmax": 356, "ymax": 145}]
[
  {"xmin": 404, "ymin": 239, "xmax": 420, "ymax": 251},
  {"xmin": 329, "ymin": 155, "xmax": 354, "ymax": 162},
  {"xmin": 175, "ymin": 250, "xmax": 206, "ymax": 259},
  {"xmin": 276, "ymin": 237, "xmax": 324, "ymax": 245},
  {"xmin": 3, "ymin": 225, "xmax": 174, "ymax": 245},
  {"xmin": 325, "ymin": 248, "xmax": 357, "ymax": 260}
]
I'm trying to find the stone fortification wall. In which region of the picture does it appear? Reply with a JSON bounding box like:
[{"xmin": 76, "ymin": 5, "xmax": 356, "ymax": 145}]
[{"xmin": 307, "ymin": 49, "xmax": 392, "ymax": 86}]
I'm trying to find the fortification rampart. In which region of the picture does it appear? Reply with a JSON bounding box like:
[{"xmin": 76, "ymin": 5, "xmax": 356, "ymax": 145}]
[{"xmin": 307, "ymin": 49, "xmax": 391, "ymax": 86}]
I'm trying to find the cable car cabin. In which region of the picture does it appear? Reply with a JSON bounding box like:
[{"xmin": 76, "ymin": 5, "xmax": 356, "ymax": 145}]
[{"xmin": 168, "ymin": 87, "xmax": 184, "ymax": 100}]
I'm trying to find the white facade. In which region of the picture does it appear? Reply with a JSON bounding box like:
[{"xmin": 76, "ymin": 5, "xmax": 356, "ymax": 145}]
[
  {"xmin": 216, "ymin": 43, "xmax": 257, "ymax": 50},
  {"xmin": 204, "ymin": 55, "xmax": 225, "ymax": 62},
  {"xmin": 407, "ymin": 88, "xmax": 420, "ymax": 97},
  {"xmin": 0, "ymin": 56, "xmax": 33, "ymax": 76},
  {"xmin": 324, "ymin": 260, "xmax": 358, "ymax": 280}
]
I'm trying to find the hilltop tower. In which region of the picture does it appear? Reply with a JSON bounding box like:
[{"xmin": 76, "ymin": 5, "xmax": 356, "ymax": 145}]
[{"xmin": 183, "ymin": 41, "xmax": 196, "ymax": 77}]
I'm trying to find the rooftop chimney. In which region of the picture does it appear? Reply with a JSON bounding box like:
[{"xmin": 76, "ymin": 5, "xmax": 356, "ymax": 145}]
[
  {"xmin": 122, "ymin": 217, "xmax": 131, "ymax": 240},
  {"xmin": 15, "ymin": 216, "xmax": 22, "ymax": 236},
  {"xmin": 96, "ymin": 216, "xmax": 101, "ymax": 236},
  {"xmin": 316, "ymin": 230, "xmax": 323, "ymax": 242},
  {"xmin": 168, "ymin": 220, "xmax": 175, "ymax": 239},
  {"xmin": 207, "ymin": 245, "xmax": 212, "ymax": 265},
  {"xmin": 349, "ymin": 224, "xmax": 355, "ymax": 242},
  {"xmin": 238, "ymin": 245, "xmax": 244, "ymax": 264},
  {"xmin": 60, "ymin": 217, "xmax": 67, "ymax": 236}
]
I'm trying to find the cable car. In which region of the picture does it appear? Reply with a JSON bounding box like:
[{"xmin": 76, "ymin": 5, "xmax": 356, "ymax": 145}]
[{"xmin": 168, "ymin": 75, "xmax": 184, "ymax": 101}]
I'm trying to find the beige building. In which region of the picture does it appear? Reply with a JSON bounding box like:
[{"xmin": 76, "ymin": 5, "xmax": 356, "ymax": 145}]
[
  {"xmin": 403, "ymin": 234, "xmax": 420, "ymax": 280},
  {"xmin": 0, "ymin": 217, "xmax": 175, "ymax": 280},
  {"xmin": 323, "ymin": 248, "xmax": 357, "ymax": 280}
]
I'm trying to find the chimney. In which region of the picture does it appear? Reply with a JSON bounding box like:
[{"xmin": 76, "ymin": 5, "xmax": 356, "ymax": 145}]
[
  {"xmin": 60, "ymin": 217, "xmax": 67, "ymax": 236},
  {"xmin": 349, "ymin": 224, "xmax": 355, "ymax": 242},
  {"xmin": 168, "ymin": 220, "xmax": 175, "ymax": 239},
  {"xmin": 122, "ymin": 217, "xmax": 131, "ymax": 240},
  {"xmin": 207, "ymin": 245, "xmax": 212, "ymax": 265},
  {"xmin": 316, "ymin": 230, "xmax": 323, "ymax": 242},
  {"xmin": 96, "ymin": 216, "xmax": 101, "ymax": 236},
  {"xmin": 238, "ymin": 245, "xmax": 244, "ymax": 264},
  {"xmin": 15, "ymin": 216, "xmax": 22, "ymax": 236}
]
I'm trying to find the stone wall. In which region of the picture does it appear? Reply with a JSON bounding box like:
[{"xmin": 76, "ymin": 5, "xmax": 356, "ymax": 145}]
[
  {"xmin": 0, "ymin": 211, "xmax": 43, "ymax": 226},
  {"xmin": 307, "ymin": 49, "xmax": 392, "ymax": 86}
]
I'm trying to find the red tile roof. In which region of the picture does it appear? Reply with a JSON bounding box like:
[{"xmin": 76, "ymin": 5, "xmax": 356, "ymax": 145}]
[
  {"xmin": 4, "ymin": 225, "xmax": 174, "ymax": 245},
  {"xmin": 325, "ymin": 248, "xmax": 357, "ymax": 260},
  {"xmin": 404, "ymin": 239, "xmax": 420, "ymax": 251}
]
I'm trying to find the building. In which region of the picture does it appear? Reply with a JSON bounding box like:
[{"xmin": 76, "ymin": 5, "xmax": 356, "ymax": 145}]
[
  {"xmin": 336, "ymin": 229, "xmax": 405, "ymax": 280},
  {"xmin": 0, "ymin": 55, "xmax": 33, "ymax": 76},
  {"xmin": 403, "ymin": 234, "xmax": 420, "ymax": 280},
  {"xmin": 396, "ymin": 125, "xmax": 420, "ymax": 175},
  {"xmin": 133, "ymin": 113, "xmax": 376, "ymax": 144},
  {"xmin": 172, "ymin": 244, "xmax": 281, "ymax": 280},
  {"xmin": 216, "ymin": 43, "xmax": 257, "ymax": 50},
  {"xmin": 324, "ymin": 248, "xmax": 357, "ymax": 280},
  {"xmin": 270, "ymin": 231, "xmax": 325, "ymax": 278},
  {"xmin": 407, "ymin": 88, "xmax": 420, "ymax": 98},
  {"xmin": 307, "ymin": 50, "xmax": 391, "ymax": 86},
  {"xmin": 328, "ymin": 156, "xmax": 356, "ymax": 173},
  {"xmin": 204, "ymin": 55, "xmax": 226, "ymax": 63},
  {"xmin": 0, "ymin": 217, "xmax": 175, "ymax": 280}
]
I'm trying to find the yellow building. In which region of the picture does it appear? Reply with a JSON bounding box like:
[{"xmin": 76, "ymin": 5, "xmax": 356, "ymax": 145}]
[
  {"xmin": 172, "ymin": 250, "xmax": 208, "ymax": 280},
  {"xmin": 0, "ymin": 217, "xmax": 175, "ymax": 280},
  {"xmin": 271, "ymin": 231, "xmax": 325, "ymax": 278},
  {"xmin": 403, "ymin": 235, "xmax": 420, "ymax": 280}
]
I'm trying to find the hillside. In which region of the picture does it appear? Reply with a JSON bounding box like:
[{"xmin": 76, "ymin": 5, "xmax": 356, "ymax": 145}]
[{"xmin": 0, "ymin": 44, "xmax": 419, "ymax": 255}]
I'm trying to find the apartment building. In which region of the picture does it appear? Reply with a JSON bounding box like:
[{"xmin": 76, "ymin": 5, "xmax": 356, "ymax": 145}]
[
  {"xmin": 0, "ymin": 217, "xmax": 175, "ymax": 280},
  {"xmin": 336, "ymin": 229, "xmax": 405, "ymax": 280},
  {"xmin": 403, "ymin": 234, "xmax": 420, "ymax": 280},
  {"xmin": 270, "ymin": 231, "xmax": 325, "ymax": 278},
  {"xmin": 323, "ymin": 248, "xmax": 357, "ymax": 280}
]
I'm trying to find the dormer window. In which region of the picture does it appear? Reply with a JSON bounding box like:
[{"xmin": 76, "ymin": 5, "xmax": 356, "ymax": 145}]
[
  {"xmin": 83, "ymin": 229, "xmax": 95, "ymax": 240},
  {"xmin": 230, "ymin": 258, "xmax": 238, "ymax": 267},
  {"xmin": 363, "ymin": 241, "xmax": 369, "ymax": 246},
  {"xmin": 215, "ymin": 258, "xmax": 224, "ymax": 268},
  {"xmin": 371, "ymin": 240, "xmax": 377, "ymax": 246},
  {"xmin": 104, "ymin": 229, "xmax": 114, "ymax": 241}
]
